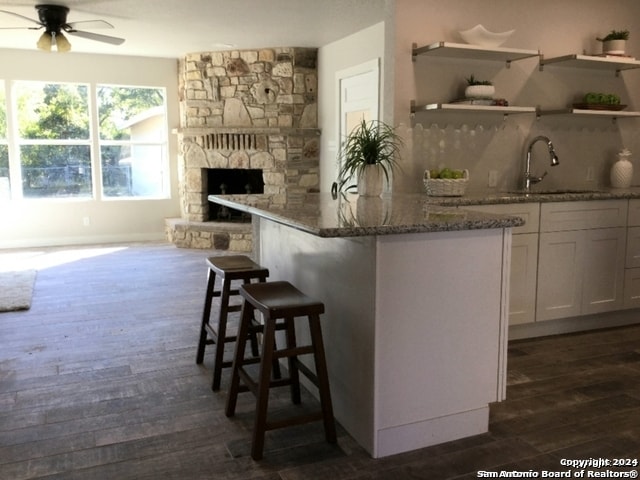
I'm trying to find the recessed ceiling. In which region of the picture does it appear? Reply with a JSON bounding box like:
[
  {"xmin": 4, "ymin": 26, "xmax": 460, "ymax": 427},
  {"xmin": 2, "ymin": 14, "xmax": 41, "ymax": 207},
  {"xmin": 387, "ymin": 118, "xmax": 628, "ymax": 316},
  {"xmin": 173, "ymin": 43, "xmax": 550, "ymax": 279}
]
[{"xmin": 0, "ymin": 0, "xmax": 387, "ymax": 58}]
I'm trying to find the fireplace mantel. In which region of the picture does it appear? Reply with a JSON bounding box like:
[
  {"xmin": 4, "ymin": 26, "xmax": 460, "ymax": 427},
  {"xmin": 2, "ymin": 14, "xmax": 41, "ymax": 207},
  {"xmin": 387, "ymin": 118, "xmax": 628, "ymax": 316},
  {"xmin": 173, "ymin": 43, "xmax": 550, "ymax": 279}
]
[{"xmin": 174, "ymin": 127, "xmax": 320, "ymax": 136}]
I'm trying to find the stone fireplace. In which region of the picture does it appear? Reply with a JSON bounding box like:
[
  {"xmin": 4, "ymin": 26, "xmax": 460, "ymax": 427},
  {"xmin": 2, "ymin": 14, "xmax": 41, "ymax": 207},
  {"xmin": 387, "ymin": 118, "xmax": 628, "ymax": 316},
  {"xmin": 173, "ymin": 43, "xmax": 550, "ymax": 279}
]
[{"xmin": 166, "ymin": 47, "xmax": 320, "ymax": 251}]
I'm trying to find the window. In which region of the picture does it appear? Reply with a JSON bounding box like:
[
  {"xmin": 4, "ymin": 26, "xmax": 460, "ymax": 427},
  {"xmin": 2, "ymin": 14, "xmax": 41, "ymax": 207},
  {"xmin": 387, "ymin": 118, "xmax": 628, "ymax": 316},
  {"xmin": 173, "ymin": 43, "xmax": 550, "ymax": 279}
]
[
  {"xmin": 0, "ymin": 83, "xmax": 9, "ymax": 200},
  {"xmin": 97, "ymin": 86, "xmax": 168, "ymax": 198},
  {"xmin": 15, "ymin": 82, "xmax": 92, "ymax": 198},
  {"xmin": 3, "ymin": 81, "xmax": 169, "ymax": 200}
]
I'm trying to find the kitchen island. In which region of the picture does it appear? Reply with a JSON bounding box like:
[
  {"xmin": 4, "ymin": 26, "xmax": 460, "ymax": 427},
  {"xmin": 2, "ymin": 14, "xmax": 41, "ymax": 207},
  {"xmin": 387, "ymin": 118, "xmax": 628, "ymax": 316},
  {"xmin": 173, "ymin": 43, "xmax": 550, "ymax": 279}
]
[{"xmin": 209, "ymin": 192, "xmax": 523, "ymax": 458}]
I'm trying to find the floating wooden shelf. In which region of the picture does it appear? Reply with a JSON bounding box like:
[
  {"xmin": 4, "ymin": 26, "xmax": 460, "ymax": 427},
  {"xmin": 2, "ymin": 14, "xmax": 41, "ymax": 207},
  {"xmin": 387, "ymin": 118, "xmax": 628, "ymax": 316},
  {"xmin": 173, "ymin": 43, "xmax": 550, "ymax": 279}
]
[
  {"xmin": 411, "ymin": 102, "xmax": 537, "ymax": 115},
  {"xmin": 539, "ymin": 54, "xmax": 640, "ymax": 76},
  {"xmin": 537, "ymin": 108, "xmax": 640, "ymax": 120},
  {"xmin": 412, "ymin": 42, "xmax": 539, "ymax": 66}
]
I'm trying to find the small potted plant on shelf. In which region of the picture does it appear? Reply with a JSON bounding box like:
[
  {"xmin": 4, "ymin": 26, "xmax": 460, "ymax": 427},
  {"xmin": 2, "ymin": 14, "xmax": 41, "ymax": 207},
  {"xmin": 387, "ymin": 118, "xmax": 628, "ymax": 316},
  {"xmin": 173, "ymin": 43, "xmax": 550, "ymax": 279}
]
[
  {"xmin": 465, "ymin": 75, "xmax": 495, "ymax": 99},
  {"xmin": 597, "ymin": 29, "xmax": 630, "ymax": 55},
  {"xmin": 334, "ymin": 118, "xmax": 403, "ymax": 197}
]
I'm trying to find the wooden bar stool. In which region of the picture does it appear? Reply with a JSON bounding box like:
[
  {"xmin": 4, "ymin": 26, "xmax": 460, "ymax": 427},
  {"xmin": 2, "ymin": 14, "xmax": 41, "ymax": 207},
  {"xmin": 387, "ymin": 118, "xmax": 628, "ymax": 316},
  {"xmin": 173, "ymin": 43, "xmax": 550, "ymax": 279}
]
[
  {"xmin": 225, "ymin": 280, "xmax": 337, "ymax": 460},
  {"xmin": 195, "ymin": 255, "xmax": 270, "ymax": 391}
]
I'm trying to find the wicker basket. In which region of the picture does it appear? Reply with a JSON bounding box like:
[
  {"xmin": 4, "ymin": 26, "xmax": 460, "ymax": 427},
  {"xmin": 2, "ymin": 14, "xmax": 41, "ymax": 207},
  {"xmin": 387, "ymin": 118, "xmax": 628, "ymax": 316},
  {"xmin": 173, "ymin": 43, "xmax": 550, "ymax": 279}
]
[{"xmin": 423, "ymin": 169, "xmax": 469, "ymax": 197}]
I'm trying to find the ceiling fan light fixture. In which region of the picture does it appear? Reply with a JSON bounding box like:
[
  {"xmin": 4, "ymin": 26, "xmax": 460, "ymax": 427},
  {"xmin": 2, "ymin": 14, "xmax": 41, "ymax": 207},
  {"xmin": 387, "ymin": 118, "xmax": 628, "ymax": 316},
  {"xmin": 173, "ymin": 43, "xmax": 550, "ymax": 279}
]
[
  {"xmin": 36, "ymin": 31, "xmax": 52, "ymax": 51},
  {"xmin": 4, "ymin": 4, "xmax": 123, "ymax": 52},
  {"xmin": 55, "ymin": 32, "xmax": 71, "ymax": 52},
  {"xmin": 36, "ymin": 31, "xmax": 71, "ymax": 53}
]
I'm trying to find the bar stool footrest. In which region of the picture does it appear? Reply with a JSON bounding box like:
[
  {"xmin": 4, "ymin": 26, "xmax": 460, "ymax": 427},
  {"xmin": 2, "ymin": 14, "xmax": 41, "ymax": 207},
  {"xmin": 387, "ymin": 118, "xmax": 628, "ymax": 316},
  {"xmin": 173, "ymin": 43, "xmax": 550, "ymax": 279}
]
[
  {"xmin": 273, "ymin": 345, "xmax": 314, "ymax": 359},
  {"xmin": 265, "ymin": 411, "xmax": 325, "ymax": 432},
  {"xmin": 293, "ymin": 358, "xmax": 319, "ymax": 387}
]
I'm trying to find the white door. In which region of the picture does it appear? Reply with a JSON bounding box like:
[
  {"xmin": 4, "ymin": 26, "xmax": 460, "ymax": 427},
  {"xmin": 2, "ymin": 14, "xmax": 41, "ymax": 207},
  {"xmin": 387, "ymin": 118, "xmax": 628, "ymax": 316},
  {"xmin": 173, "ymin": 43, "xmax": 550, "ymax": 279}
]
[{"xmin": 334, "ymin": 59, "xmax": 380, "ymax": 192}]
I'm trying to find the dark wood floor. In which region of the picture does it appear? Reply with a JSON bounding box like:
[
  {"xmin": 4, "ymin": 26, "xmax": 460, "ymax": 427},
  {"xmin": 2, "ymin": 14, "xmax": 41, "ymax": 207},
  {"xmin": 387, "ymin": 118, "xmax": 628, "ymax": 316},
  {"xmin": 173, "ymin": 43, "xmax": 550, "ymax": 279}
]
[{"xmin": 1, "ymin": 242, "xmax": 639, "ymax": 479}]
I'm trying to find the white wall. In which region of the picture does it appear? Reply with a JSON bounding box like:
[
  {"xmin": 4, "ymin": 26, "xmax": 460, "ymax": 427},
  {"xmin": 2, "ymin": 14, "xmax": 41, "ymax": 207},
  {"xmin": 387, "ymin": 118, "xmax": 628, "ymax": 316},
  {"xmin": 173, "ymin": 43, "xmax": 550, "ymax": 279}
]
[
  {"xmin": 0, "ymin": 48, "xmax": 180, "ymax": 248},
  {"xmin": 317, "ymin": 22, "xmax": 388, "ymax": 193},
  {"xmin": 392, "ymin": 0, "xmax": 640, "ymax": 194}
]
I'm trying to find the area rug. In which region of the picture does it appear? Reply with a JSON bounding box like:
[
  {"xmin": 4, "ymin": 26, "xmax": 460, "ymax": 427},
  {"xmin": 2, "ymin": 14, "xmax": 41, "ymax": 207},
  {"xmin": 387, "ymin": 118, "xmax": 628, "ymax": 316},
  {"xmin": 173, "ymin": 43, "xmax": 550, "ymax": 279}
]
[{"xmin": 0, "ymin": 270, "xmax": 37, "ymax": 312}]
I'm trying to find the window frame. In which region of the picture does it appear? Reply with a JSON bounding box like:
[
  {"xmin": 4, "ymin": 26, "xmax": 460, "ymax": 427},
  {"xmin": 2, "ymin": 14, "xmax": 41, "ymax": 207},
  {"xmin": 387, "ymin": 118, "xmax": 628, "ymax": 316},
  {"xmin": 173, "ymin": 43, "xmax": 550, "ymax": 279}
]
[
  {"xmin": 96, "ymin": 84, "xmax": 170, "ymax": 200},
  {"xmin": 1, "ymin": 79, "xmax": 170, "ymax": 202}
]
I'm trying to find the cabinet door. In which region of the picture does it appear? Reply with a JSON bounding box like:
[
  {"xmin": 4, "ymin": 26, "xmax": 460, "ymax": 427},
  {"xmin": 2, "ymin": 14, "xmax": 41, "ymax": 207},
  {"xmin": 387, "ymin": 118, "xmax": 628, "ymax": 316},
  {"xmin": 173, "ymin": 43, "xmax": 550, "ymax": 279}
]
[
  {"xmin": 624, "ymin": 268, "xmax": 640, "ymax": 308},
  {"xmin": 628, "ymin": 199, "xmax": 640, "ymax": 227},
  {"xmin": 582, "ymin": 227, "xmax": 626, "ymax": 315},
  {"xmin": 626, "ymin": 226, "xmax": 640, "ymax": 268},
  {"xmin": 509, "ymin": 233, "xmax": 538, "ymax": 325},
  {"xmin": 537, "ymin": 230, "xmax": 583, "ymax": 321}
]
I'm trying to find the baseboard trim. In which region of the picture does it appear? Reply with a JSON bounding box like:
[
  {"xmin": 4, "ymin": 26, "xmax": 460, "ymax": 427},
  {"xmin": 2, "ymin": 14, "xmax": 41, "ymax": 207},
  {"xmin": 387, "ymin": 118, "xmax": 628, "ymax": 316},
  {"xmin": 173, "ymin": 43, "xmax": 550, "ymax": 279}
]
[{"xmin": 509, "ymin": 308, "xmax": 640, "ymax": 340}]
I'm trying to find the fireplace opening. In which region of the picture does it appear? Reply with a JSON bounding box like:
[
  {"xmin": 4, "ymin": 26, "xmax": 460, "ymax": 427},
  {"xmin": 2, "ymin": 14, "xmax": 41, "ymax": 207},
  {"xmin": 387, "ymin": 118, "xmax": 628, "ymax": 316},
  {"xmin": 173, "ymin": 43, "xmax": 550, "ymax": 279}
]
[{"xmin": 207, "ymin": 168, "xmax": 264, "ymax": 222}]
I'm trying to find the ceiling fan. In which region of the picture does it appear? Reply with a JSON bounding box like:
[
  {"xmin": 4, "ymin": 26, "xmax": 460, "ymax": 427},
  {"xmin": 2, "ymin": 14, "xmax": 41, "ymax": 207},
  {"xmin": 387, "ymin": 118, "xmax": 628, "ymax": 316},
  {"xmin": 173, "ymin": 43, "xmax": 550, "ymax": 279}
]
[{"xmin": 0, "ymin": 4, "xmax": 125, "ymax": 52}]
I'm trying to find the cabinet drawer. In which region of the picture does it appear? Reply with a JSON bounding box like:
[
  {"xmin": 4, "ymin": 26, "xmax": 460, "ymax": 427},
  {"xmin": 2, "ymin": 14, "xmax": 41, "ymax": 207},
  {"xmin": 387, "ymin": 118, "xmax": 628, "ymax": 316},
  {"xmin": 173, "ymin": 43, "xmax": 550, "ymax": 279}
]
[
  {"xmin": 628, "ymin": 199, "xmax": 640, "ymax": 226},
  {"xmin": 540, "ymin": 200, "xmax": 628, "ymax": 232},
  {"xmin": 465, "ymin": 203, "xmax": 539, "ymax": 234}
]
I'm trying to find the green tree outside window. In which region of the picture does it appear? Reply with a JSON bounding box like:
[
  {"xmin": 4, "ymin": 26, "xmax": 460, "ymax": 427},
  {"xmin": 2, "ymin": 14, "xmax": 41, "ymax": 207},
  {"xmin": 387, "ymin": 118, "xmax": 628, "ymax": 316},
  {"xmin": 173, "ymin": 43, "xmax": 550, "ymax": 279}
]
[{"xmin": 9, "ymin": 82, "xmax": 168, "ymax": 199}]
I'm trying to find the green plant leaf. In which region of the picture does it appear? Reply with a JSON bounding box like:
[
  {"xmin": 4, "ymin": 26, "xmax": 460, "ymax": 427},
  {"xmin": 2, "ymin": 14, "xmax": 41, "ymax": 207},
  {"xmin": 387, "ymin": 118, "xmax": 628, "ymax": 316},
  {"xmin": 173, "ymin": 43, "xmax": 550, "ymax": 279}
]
[{"xmin": 335, "ymin": 119, "xmax": 403, "ymax": 192}]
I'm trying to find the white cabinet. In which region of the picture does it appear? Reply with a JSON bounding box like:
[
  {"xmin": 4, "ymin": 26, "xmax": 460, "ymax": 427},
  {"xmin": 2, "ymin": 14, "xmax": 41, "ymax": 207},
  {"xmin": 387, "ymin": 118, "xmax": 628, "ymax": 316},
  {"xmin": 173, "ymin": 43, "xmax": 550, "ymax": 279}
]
[
  {"xmin": 582, "ymin": 227, "xmax": 627, "ymax": 315},
  {"xmin": 465, "ymin": 203, "xmax": 539, "ymax": 324},
  {"xmin": 536, "ymin": 201, "xmax": 627, "ymax": 322},
  {"xmin": 624, "ymin": 200, "xmax": 640, "ymax": 308},
  {"xmin": 537, "ymin": 230, "xmax": 583, "ymax": 321},
  {"xmin": 509, "ymin": 233, "xmax": 539, "ymax": 325}
]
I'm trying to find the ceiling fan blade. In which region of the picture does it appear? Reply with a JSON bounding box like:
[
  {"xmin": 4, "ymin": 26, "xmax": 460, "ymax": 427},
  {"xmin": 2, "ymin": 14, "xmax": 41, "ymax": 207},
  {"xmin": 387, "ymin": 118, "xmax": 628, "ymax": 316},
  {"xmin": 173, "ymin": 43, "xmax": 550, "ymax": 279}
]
[
  {"xmin": 66, "ymin": 29, "xmax": 125, "ymax": 45},
  {"xmin": 0, "ymin": 9, "xmax": 43, "ymax": 27},
  {"xmin": 0, "ymin": 26, "xmax": 43, "ymax": 30},
  {"xmin": 66, "ymin": 20, "xmax": 114, "ymax": 30}
]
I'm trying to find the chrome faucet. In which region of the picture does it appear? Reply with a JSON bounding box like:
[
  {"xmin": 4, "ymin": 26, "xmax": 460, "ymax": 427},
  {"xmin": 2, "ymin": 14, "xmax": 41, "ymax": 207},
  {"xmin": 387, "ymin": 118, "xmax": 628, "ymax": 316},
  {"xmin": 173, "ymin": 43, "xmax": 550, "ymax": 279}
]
[{"xmin": 523, "ymin": 136, "xmax": 559, "ymax": 191}]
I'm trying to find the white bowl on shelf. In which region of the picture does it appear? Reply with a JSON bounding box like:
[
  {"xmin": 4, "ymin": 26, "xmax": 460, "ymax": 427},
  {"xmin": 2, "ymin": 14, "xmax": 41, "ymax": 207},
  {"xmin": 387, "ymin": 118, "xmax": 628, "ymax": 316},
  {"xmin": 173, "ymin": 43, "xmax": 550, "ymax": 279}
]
[
  {"xmin": 459, "ymin": 24, "xmax": 514, "ymax": 48},
  {"xmin": 465, "ymin": 85, "xmax": 495, "ymax": 99}
]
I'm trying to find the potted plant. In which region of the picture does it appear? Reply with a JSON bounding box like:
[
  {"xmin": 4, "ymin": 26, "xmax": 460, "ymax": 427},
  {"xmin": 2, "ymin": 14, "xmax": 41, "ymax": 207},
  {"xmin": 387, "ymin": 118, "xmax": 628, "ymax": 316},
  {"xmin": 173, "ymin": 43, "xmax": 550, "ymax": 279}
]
[
  {"xmin": 597, "ymin": 29, "xmax": 629, "ymax": 55},
  {"xmin": 465, "ymin": 75, "xmax": 495, "ymax": 99},
  {"xmin": 335, "ymin": 118, "xmax": 403, "ymax": 197}
]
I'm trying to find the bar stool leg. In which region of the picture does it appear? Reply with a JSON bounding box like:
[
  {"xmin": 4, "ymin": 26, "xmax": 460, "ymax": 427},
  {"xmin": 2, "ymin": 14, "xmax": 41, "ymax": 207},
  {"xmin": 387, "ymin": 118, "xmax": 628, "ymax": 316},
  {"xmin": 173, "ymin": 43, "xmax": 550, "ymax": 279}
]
[
  {"xmin": 212, "ymin": 278, "xmax": 232, "ymax": 391},
  {"xmin": 251, "ymin": 317, "xmax": 277, "ymax": 461},
  {"xmin": 196, "ymin": 269, "xmax": 216, "ymax": 364},
  {"xmin": 284, "ymin": 316, "xmax": 301, "ymax": 404},
  {"xmin": 245, "ymin": 278, "xmax": 260, "ymax": 359},
  {"xmin": 226, "ymin": 302, "xmax": 252, "ymax": 418},
  {"xmin": 308, "ymin": 314, "xmax": 337, "ymax": 444}
]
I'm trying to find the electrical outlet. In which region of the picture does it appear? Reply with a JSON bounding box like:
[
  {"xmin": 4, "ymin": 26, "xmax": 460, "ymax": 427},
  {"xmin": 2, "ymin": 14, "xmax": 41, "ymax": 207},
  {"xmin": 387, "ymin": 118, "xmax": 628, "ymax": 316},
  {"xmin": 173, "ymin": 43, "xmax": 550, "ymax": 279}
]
[
  {"xmin": 488, "ymin": 170, "xmax": 498, "ymax": 188},
  {"xmin": 82, "ymin": 216, "xmax": 91, "ymax": 227},
  {"xmin": 586, "ymin": 167, "xmax": 594, "ymax": 181}
]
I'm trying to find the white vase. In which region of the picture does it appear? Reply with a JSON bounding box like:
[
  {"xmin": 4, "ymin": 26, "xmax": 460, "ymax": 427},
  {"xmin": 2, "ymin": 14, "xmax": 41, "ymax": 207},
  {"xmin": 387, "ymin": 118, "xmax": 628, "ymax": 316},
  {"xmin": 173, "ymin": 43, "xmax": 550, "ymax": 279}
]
[
  {"xmin": 603, "ymin": 39, "xmax": 626, "ymax": 55},
  {"xmin": 357, "ymin": 164, "xmax": 384, "ymax": 197},
  {"xmin": 610, "ymin": 149, "xmax": 633, "ymax": 188},
  {"xmin": 464, "ymin": 85, "xmax": 495, "ymax": 99}
]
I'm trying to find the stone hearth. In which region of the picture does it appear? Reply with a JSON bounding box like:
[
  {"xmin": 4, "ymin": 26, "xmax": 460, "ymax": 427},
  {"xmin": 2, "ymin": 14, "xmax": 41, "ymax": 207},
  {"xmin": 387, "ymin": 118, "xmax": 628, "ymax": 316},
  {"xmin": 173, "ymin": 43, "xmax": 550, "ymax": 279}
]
[{"xmin": 166, "ymin": 47, "xmax": 320, "ymax": 251}]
